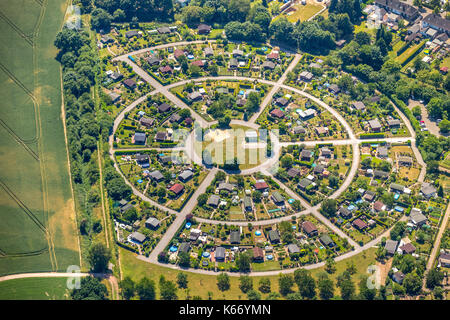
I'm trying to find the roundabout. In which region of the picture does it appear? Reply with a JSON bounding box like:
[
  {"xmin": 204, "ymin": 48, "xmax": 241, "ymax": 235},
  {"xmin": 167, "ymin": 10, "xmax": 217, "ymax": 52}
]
[{"xmin": 107, "ymin": 41, "xmax": 425, "ymax": 276}]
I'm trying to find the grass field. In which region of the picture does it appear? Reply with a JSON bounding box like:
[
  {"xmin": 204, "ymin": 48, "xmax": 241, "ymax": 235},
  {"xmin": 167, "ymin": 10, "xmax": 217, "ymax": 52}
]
[
  {"xmin": 120, "ymin": 246, "xmax": 377, "ymax": 299},
  {"xmin": 0, "ymin": 277, "xmax": 71, "ymax": 300},
  {"xmin": 281, "ymin": 1, "xmax": 324, "ymax": 23},
  {"xmin": 0, "ymin": 0, "xmax": 80, "ymax": 276}
]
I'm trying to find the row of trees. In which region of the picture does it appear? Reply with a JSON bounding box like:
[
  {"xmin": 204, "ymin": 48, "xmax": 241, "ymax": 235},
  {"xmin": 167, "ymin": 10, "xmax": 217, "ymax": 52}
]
[{"xmin": 55, "ymin": 26, "xmax": 116, "ymax": 238}]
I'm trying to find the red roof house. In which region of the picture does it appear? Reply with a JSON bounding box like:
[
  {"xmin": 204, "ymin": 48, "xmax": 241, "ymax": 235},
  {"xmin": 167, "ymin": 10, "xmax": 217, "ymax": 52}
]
[
  {"xmin": 169, "ymin": 183, "xmax": 184, "ymax": 196},
  {"xmin": 254, "ymin": 181, "xmax": 269, "ymax": 191},
  {"xmin": 270, "ymin": 109, "xmax": 285, "ymax": 118}
]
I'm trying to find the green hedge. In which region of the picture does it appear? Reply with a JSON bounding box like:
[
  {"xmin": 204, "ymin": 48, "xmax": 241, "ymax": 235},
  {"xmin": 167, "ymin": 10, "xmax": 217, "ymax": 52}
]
[{"xmin": 359, "ymin": 133, "xmax": 385, "ymax": 139}]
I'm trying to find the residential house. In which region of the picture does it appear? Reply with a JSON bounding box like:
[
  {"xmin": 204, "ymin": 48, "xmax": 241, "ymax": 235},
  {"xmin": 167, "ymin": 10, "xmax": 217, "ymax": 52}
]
[
  {"xmin": 302, "ymin": 221, "xmax": 318, "ymax": 237},
  {"xmin": 385, "ymin": 239, "xmax": 399, "ymax": 255},
  {"xmin": 158, "ymin": 103, "xmax": 171, "ymax": 113},
  {"xmin": 123, "ymin": 78, "xmax": 137, "ymax": 90},
  {"xmin": 169, "ymin": 183, "xmax": 184, "ymax": 197},
  {"xmin": 270, "ymin": 109, "xmax": 285, "ymax": 119},
  {"xmin": 230, "ymin": 230, "xmax": 240, "ymax": 244},
  {"xmin": 352, "ymin": 218, "xmax": 368, "ymax": 230},
  {"xmin": 410, "ymin": 208, "xmax": 427, "ymax": 227},
  {"xmin": 130, "ymin": 232, "xmax": 146, "ymax": 244},
  {"xmin": 215, "ymin": 247, "xmax": 226, "ymax": 261},
  {"xmin": 145, "ymin": 217, "xmax": 160, "ymax": 230},
  {"xmin": 244, "ymin": 196, "xmax": 253, "ymax": 212},
  {"xmin": 271, "ymin": 191, "xmax": 284, "ymax": 205},
  {"xmin": 421, "ymin": 182, "xmax": 437, "ymax": 199},
  {"xmin": 368, "ymin": 119, "xmax": 382, "ymax": 132},
  {"xmin": 339, "ymin": 206, "xmax": 352, "ymax": 219},
  {"xmin": 149, "ymin": 170, "xmax": 164, "ymax": 182},
  {"xmin": 319, "ymin": 234, "xmax": 336, "ymax": 248},
  {"xmin": 207, "ymin": 195, "xmax": 220, "ymax": 207},
  {"xmin": 140, "ymin": 117, "xmax": 155, "ymax": 128},
  {"xmin": 400, "ymin": 243, "xmax": 416, "ymax": 255},
  {"xmin": 197, "ymin": 24, "xmax": 212, "ymax": 34},
  {"xmin": 179, "ymin": 170, "xmax": 193, "ymax": 182},
  {"xmin": 134, "ymin": 132, "xmax": 146, "ymax": 144},
  {"xmin": 268, "ymin": 230, "xmax": 280, "ymax": 244},
  {"xmin": 287, "ymin": 243, "xmax": 300, "ymax": 254},
  {"xmin": 253, "ymin": 246, "xmax": 264, "ymax": 262}
]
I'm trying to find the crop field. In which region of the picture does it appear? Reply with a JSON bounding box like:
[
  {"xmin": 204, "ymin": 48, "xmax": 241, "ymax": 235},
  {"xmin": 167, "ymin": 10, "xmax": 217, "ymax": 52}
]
[
  {"xmin": 0, "ymin": 0, "xmax": 80, "ymax": 276},
  {"xmin": 0, "ymin": 277, "xmax": 71, "ymax": 300}
]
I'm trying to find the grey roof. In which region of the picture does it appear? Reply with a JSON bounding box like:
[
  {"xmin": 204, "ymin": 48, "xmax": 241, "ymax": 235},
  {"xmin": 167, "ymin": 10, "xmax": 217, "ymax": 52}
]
[
  {"xmin": 293, "ymin": 126, "xmax": 306, "ymax": 134},
  {"xmin": 150, "ymin": 170, "xmax": 164, "ymax": 181},
  {"xmin": 207, "ymin": 195, "xmax": 220, "ymax": 206},
  {"xmin": 179, "ymin": 170, "xmax": 193, "ymax": 181},
  {"xmin": 125, "ymin": 30, "xmax": 139, "ymax": 38},
  {"xmin": 268, "ymin": 230, "xmax": 280, "ymax": 243},
  {"xmin": 390, "ymin": 183, "xmax": 405, "ymax": 192},
  {"xmin": 134, "ymin": 132, "xmax": 146, "ymax": 143},
  {"xmin": 230, "ymin": 230, "xmax": 240, "ymax": 244},
  {"xmin": 287, "ymin": 243, "xmax": 300, "ymax": 254},
  {"xmin": 218, "ymin": 182, "xmax": 235, "ymax": 192},
  {"xmin": 368, "ymin": 119, "xmax": 382, "ymax": 130},
  {"xmin": 423, "ymin": 13, "xmax": 450, "ymax": 33},
  {"xmin": 352, "ymin": 101, "xmax": 366, "ymax": 110},
  {"xmin": 120, "ymin": 202, "xmax": 133, "ymax": 213},
  {"xmin": 374, "ymin": 169, "xmax": 389, "ymax": 178},
  {"xmin": 146, "ymin": 217, "xmax": 160, "ymax": 228},
  {"xmin": 410, "ymin": 209, "xmax": 427, "ymax": 225},
  {"xmin": 421, "ymin": 183, "xmax": 436, "ymax": 197},
  {"xmin": 179, "ymin": 242, "xmax": 190, "ymax": 253},
  {"xmin": 131, "ymin": 232, "xmax": 146, "ymax": 243},
  {"xmin": 261, "ymin": 61, "xmax": 275, "ymax": 69},
  {"xmin": 271, "ymin": 191, "xmax": 284, "ymax": 204},
  {"xmin": 244, "ymin": 196, "xmax": 252, "ymax": 209},
  {"xmin": 385, "ymin": 239, "xmax": 398, "ymax": 254},
  {"xmin": 377, "ymin": 146, "xmax": 388, "ymax": 157},
  {"xmin": 374, "ymin": 0, "xmax": 419, "ymax": 20},
  {"xmin": 158, "ymin": 103, "xmax": 171, "ymax": 112},
  {"xmin": 339, "ymin": 206, "xmax": 352, "ymax": 218},
  {"xmin": 320, "ymin": 234, "xmax": 335, "ymax": 247},
  {"xmin": 299, "ymin": 178, "xmax": 313, "ymax": 189},
  {"xmin": 287, "ymin": 167, "xmax": 301, "ymax": 178},
  {"xmin": 215, "ymin": 246, "xmax": 226, "ymax": 260}
]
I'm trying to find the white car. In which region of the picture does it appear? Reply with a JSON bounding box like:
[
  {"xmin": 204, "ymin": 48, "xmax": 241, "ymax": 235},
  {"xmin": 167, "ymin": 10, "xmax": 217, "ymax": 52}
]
[{"xmin": 421, "ymin": 127, "xmax": 428, "ymax": 132}]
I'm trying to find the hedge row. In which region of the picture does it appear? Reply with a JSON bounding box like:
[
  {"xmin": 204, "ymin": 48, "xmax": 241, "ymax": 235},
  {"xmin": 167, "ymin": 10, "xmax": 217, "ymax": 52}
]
[{"xmin": 359, "ymin": 133, "xmax": 385, "ymax": 139}]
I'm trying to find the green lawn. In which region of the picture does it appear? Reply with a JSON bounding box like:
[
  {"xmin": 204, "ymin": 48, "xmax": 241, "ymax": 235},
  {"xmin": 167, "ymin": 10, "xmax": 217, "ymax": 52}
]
[
  {"xmin": 120, "ymin": 246, "xmax": 377, "ymax": 299},
  {"xmin": 282, "ymin": 3, "xmax": 323, "ymax": 23},
  {"xmin": 0, "ymin": 277, "xmax": 71, "ymax": 300}
]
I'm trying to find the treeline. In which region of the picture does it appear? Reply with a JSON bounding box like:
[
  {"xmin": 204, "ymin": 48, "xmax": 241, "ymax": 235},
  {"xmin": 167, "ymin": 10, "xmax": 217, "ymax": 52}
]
[
  {"xmin": 79, "ymin": 0, "xmax": 174, "ymax": 21},
  {"xmin": 54, "ymin": 26, "xmax": 118, "ymax": 237},
  {"xmin": 116, "ymin": 266, "xmax": 386, "ymax": 300}
]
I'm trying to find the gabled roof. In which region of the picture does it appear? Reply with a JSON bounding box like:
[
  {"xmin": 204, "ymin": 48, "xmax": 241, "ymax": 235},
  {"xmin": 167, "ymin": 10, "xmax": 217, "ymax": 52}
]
[{"xmin": 169, "ymin": 183, "xmax": 184, "ymax": 194}]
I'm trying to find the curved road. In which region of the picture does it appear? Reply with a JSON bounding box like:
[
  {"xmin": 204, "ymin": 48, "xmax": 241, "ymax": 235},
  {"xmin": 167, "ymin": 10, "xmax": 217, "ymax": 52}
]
[{"xmin": 106, "ymin": 40, "xmax": 428, "ymax": 277}]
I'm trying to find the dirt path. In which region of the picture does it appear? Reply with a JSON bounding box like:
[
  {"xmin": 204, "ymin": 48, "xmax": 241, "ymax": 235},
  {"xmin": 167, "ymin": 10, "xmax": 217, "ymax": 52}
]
[{"xmin": 97, "ymin": 142, "xmax": 110, "ymax": 248}]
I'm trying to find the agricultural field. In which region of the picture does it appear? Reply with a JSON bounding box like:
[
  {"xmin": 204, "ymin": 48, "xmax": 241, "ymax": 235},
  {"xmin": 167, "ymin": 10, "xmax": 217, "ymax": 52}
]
[
  {"xmin": 0, "ymin": 277, "xmax": 71, "ymax": 300},
  {"xmin": 0, "ymin": 0, "xmax": 80, "ymax": 276}
]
